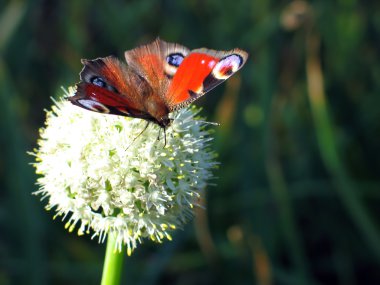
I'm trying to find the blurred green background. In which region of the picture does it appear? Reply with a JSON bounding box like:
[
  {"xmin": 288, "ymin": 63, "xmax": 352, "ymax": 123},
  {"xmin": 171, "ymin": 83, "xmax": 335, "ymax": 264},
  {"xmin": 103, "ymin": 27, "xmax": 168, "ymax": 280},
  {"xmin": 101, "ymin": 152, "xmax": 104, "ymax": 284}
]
[{"xmin": 1, "ymin": 0, "xmax": 380, "ymax": 284}]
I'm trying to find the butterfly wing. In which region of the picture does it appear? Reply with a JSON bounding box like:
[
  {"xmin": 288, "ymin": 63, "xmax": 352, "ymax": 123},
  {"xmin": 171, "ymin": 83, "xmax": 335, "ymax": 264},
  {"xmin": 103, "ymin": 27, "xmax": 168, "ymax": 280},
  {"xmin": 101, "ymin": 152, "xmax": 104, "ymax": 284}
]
[
  {"xmin": 70, "ymin": 40, "xmax": 248, "ymax": 126},
  {"xmin": 164, "ymin": 48, "xmax": 248, "ymax": 111},
  {"xmin": 69, "ymin": 56, "xmax": 155, "ymax": 120},
  {"xmin": 124, "ymin": 38, "xmax": 190, "ymax": 100}
]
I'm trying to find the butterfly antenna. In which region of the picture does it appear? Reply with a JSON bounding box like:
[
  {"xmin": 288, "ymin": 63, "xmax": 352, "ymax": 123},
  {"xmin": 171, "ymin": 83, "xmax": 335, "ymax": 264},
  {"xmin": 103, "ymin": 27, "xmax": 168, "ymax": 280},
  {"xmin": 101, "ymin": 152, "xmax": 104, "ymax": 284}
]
[
  {"xmin": 163, "ymin": 127, "xmax": 167, "ymax": 147},
  {"xmin": 125, "ymin": 121, "xmax": 150, "ymax": 150},
  {"xmin": 156, "ymin": 127, "xmax": 167, "ymax": 148}
]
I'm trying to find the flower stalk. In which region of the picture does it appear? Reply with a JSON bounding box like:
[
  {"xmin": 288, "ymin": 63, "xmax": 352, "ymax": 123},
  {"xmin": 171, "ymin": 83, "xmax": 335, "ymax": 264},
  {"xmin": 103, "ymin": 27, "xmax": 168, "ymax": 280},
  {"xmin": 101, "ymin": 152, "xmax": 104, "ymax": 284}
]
[{"xmin": 101, "ymin": 234, "xmax": 124, "ymax": 285}]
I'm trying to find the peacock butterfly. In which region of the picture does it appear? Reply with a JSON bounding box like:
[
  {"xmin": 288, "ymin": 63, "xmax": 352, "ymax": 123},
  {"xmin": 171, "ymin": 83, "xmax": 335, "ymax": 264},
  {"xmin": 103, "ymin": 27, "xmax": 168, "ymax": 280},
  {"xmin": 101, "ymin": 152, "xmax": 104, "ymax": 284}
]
[{"xmin": 69, "ymin": 38, "xmax": 248, "ymax": 128}]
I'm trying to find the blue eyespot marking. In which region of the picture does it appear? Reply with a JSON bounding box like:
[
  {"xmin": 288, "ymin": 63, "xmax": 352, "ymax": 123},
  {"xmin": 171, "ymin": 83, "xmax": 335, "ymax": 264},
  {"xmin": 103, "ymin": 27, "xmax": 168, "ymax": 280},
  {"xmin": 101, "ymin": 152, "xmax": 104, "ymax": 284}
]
[
  {"xmin": 91, "ymin": 76, "xmax": 107, "ymax": 88},
  {"xmin": 166, "ymin": 53, "xmax": 185, "ymax": 67}
]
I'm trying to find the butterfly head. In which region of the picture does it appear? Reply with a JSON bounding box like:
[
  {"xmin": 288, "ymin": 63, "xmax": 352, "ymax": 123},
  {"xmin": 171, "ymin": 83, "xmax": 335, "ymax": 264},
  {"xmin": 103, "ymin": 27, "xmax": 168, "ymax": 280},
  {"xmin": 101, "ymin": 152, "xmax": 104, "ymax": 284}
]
[{"xmin": 156, "ymin": 116, "xmax": 172, "ymax": 128}]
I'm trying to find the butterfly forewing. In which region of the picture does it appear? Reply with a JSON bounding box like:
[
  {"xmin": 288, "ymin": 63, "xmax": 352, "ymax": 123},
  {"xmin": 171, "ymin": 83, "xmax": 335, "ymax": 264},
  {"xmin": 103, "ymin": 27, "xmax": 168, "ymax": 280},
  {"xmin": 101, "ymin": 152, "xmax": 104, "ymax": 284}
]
[
  {"xmin": 124, "ymin": 38, "xmax": 190, "ymax": 100},
  {"xmin": 165, "ymin": 48, "xmax": 248, "ymax": 111}
]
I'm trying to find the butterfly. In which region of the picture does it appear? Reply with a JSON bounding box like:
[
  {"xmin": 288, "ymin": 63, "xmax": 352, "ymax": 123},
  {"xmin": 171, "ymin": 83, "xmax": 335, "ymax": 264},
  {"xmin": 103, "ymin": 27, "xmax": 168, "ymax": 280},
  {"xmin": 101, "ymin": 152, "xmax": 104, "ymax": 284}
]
[{"xmin": 69, "ymin": 38, "xmax": 248, "ymax": 128}]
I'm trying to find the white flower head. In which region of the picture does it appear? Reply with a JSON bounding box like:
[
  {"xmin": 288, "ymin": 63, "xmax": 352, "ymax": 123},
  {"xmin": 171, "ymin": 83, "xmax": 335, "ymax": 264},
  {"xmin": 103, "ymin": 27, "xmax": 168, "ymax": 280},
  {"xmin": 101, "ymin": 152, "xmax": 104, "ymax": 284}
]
[{"xmin": 32, "ymin": 87, "xmax": 218, "ymax": 255}]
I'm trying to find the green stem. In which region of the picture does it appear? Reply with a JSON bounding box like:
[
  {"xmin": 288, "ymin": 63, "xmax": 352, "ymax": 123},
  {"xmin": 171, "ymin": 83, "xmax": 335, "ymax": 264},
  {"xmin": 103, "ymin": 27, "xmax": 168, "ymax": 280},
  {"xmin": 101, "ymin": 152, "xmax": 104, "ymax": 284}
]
[{"xmin": 101, "ymin": 234, "xmax": 124, "ymax": 285}]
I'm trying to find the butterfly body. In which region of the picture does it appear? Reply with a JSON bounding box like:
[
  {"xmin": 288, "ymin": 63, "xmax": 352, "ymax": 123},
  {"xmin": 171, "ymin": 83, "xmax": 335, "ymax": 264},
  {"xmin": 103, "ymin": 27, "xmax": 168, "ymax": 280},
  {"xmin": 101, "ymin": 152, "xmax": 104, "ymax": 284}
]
[{"xmin": 69, "ymin": 39, "xmax": 248, "ymax": 127}]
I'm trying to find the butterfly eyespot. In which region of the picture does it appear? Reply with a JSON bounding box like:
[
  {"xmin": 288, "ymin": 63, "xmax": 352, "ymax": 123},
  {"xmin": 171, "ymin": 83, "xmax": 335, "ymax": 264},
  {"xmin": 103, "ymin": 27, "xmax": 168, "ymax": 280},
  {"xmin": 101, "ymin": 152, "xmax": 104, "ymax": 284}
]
[
  {"xmin": 91, "ymin": 76, "xmax": 107, "ymax": 88},
  {"xmin": 166, "ymin": 53, "xmax": 185, "ymax": 67},
  {"xmin": 90, "ymin": 76, "xmax": 119, "ymax": 93},
  {"xmin": 77, "ymin": 99, "xmax": 110, "ymax": 113},
  {"xmin": 212, "ymin": 54, "xmax": 243, "ymax": 80},
  {"xmin": 107, "ymin": 85, "xmax": 119, "ymax": 94},
  {"xmin": 164, "ymin": 53, "xmax": 186, "ymax": 77}
]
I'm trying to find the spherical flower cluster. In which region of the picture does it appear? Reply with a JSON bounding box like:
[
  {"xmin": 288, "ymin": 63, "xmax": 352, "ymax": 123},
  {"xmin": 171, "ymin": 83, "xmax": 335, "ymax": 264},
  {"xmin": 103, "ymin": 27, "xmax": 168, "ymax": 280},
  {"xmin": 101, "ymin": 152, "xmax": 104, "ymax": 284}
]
[{"xmin": 32, "ymin": 88, "xmax": 217, "ymax": 254}]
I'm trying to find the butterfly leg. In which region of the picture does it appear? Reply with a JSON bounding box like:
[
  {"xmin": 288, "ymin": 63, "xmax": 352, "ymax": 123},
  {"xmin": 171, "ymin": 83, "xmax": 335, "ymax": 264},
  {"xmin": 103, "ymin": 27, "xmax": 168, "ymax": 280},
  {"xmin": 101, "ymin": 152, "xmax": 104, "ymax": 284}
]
[
  {"xmin": 156, "ymin": 126, "xmax": 168, "ymax": 148},
  {"xmin": 163, "ymin": 127, "xmax": 167, "ymax": 148}
]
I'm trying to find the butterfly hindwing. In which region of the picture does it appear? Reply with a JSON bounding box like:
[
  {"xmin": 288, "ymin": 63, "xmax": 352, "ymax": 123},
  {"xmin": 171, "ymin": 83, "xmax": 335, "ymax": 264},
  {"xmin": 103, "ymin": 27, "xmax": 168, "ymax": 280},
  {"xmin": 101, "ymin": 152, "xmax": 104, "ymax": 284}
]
[{"xmin": 165, "ymin": 48, "xmax": 248, "ymax": 110}]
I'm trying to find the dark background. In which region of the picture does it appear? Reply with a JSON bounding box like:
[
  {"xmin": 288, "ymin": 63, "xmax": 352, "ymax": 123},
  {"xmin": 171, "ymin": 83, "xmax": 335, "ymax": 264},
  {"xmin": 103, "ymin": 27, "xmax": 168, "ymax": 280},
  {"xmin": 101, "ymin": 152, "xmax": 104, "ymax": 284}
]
[{"xmin": 1, "ymin": 0, "xmax": 380, "ymax": 284}]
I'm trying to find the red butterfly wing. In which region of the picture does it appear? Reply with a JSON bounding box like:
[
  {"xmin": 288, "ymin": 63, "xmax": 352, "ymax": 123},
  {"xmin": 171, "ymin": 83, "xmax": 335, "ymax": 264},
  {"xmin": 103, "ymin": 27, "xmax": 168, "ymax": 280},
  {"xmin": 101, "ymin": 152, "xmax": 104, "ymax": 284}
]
[{"xmin": 165, "ymin": 48, "xmax": 248, "ymax": 110}]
